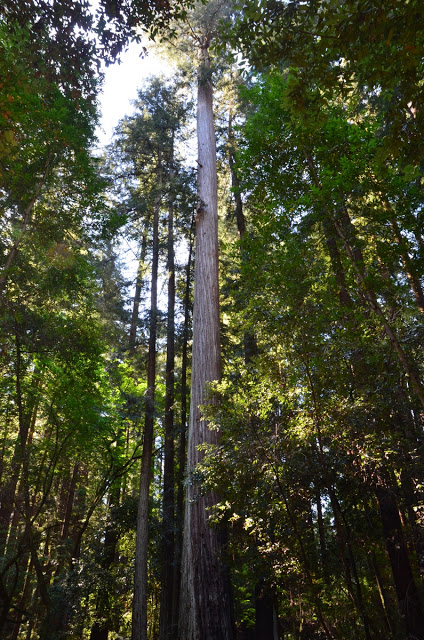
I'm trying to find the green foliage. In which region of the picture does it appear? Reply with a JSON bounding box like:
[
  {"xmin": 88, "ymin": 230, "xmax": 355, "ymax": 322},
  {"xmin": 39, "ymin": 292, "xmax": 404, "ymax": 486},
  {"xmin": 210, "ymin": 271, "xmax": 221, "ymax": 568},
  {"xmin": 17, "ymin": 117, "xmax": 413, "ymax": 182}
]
[
  {"xmin": 230, "ymin": 0, "xmax": 424, "ymax": 167},
  {"xmin": 2, "ymin": 2, "xmax": 424, "ymax": 638},
  {"xmin": 200, "ymin": 58, "xmax": 424, "ymax": 637}
]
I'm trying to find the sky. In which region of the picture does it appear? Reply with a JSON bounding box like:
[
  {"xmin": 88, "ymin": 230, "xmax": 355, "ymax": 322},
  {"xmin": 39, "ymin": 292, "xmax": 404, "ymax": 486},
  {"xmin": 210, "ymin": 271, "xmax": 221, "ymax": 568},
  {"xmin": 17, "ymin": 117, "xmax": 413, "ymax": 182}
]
[
  {"xmin": 95, "ymin": 39, "xmax": 173, "ymax": 148},
  {"xmin": 94, "ymin": 40, "xmax": 177, "ymax": 301}
]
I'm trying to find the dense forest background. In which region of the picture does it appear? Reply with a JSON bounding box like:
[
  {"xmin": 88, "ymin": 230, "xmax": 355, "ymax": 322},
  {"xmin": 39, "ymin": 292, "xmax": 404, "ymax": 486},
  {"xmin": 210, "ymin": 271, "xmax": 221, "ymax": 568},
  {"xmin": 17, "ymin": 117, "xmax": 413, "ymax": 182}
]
[{"xmin": 1, "ymin": 1, "xmax": 424, "ymax": 639}]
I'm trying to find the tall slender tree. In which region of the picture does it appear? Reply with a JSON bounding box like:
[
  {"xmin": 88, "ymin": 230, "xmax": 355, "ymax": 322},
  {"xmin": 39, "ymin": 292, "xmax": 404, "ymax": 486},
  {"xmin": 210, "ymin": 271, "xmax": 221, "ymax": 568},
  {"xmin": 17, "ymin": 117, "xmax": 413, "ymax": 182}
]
[
  {"xmin": 175, "ymin": 2, "xmax": 235, "ymax": 638},
  {"xmin": 132, "ymin": 159, "xmax": 161, "ymax": 640},
  {"xmin": 159, "ymin": 138, "xmax": 176, "ymax": 640}
]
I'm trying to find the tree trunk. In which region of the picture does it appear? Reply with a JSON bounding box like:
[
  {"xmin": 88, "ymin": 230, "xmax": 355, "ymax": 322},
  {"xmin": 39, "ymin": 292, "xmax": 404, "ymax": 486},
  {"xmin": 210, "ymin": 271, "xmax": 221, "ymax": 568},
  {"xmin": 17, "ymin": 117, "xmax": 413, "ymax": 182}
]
[
  {"xmin": 0, "ymin": 333, "xmax": 42, "ymax": 555},
  {"xmin": 228, "ymin": 110, "xmax": 257, "ymax": 363},
  {"xmin": 129, "ymin": 230, "xmax": 148, "ymax": 357},
  {"xmin": 375, "ymin": 485, "xmax": 424, "ymax": 639},
  {"xmin": 61, "ymin": 463, "xmax": 79, "ymax": 541},
  {"xmin": 306, "ymin": 366, "xmax": 371, "ymax": 638},
  {"xmin": 389, "ymin": 217, "xmax": 424, "ymax": 314},
  {"xmin": 89, "ymin": 482, "xmax": 121, "ymax": 640},
  {"xmin": 178, "ymin": 42, "xmax": 234, "ymax": 640},
  {"xmin": 132, "ymin": 162, "xmax": 161, "ymax": 640},
  {"xmin": 254, "ymin": 582, "xmax": 276, "ymax": 640},
  {"xmin": 321, "ymin": 217, "xmax": 353, "ymax": 308},
  {"xmin": 315, "ymin": 487, "xmax": 330, "ymax": 587},
  {"xmin": 273, "ymin": 471, "xmax": 334, "ymax": 640},
  {"xmin": 159, "ymin": 141, "xmax": 176, "ymax": 640},
  {"xmin": 0, "ymin": 157, "xmax": 51, "ymax": 292},
  {"xmin": 172, "ymin": 221, "xmax": 194, "ymax": 639},
  {"xmin": 368, "ymin": 550, "xmax": 398, "ymax": 636},
  {"xmin": 334, "ymin": 210, "xmax": 424, "ymax": 409},
  {"xmin": 9, "ymin": 558, "xmax": 33, "ymax": 640},
  {"xmin": 305, "ymin": 150, "xmax": 424, "ymax": 409}
]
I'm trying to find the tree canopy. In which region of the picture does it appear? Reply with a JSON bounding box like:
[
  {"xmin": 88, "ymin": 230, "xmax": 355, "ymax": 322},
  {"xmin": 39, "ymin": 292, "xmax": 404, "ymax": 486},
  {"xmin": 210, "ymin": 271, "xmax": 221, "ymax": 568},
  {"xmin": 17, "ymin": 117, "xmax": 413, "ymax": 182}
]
[{"xmin": 1, "ymin": 2, "xmax": 424, "ymax": 639}]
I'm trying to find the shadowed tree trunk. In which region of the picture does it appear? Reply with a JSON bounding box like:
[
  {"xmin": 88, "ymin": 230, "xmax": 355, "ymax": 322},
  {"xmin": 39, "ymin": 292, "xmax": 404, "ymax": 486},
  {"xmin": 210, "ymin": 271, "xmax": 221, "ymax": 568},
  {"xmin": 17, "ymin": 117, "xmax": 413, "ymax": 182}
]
[
  {"xmin": 254, "ymin": 582, "xmax": 277, "ymax": 640},
  {"xmin": 0, "ymin": 332, "xmax": 42, "ymax": 557},
  {"xmin": 305, "ymin": 150, "xmax": 424, "ymax": 410},
  {"xmin": 389, "ymin": 217, "xmax": 424, "ymax": 314},
  {"xmin": 159, "ymin": 140, "xmax": 176, "ymax": 640},
  {"xmin": 375, "ymin": 485, "xmax": 424, "ymax": 639},
  {"xmin": 129, "ymin": 230, "xmax": 148, "ymax": 357},
  {"xmin": 89, "ymin": 478, "xmax": 121, "ymax": 640},
  {"xmin": 228, "ymin": 109, "xmax": 257, "ymax": 364},
  {"xmin": 132, "ymin": 162, "xmax": 162, "ymax": 640},
  {"xmin": 172, "ymin": 221, "xmax": 194, "ymax": 639}
]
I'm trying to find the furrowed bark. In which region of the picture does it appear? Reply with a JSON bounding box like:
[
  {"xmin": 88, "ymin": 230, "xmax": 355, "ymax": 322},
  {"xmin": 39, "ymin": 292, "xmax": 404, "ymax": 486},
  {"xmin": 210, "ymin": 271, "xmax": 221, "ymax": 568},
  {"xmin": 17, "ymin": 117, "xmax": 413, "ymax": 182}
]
[{"xmin": 178, "ymin": 41, "xmax": 234, "ymax": 640}]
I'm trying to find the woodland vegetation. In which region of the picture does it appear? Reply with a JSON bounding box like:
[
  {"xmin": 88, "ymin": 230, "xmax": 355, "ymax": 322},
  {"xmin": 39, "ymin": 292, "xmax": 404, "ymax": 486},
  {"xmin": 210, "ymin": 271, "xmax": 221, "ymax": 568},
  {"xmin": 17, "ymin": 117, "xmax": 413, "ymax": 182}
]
[{"xmin": 1, "ymin": 1, "xmax": 424, "ymax": 639}]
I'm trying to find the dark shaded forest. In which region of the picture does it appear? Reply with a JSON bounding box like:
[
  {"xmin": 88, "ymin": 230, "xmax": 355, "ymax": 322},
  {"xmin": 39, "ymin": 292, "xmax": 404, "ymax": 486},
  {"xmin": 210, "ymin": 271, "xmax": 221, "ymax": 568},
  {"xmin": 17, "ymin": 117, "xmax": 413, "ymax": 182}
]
[{"xmin": 1, "ymin": 1, "xmax": 424, "ymax": 639}]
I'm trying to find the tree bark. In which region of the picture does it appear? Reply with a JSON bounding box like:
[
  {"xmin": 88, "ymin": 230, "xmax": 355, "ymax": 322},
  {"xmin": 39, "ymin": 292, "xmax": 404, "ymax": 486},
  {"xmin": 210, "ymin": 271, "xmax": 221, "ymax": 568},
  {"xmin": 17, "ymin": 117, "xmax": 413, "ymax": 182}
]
[
  {"xmin": 389, "ymin": 217, "xmax": 424, "ymax": 314},
  {"xmin": 172, "ymin": 222, "xmax": 193, "ymax": 639},
  {"xmin": 132, "ymin": 162, "xmax": 161, "ymax": 640},
  {"xmin": 178, "ymin": 42, "xmax": 234, "ymax": 640},
  {"xmin": 60, "ymin": 463, "xmax": 79, "ymax": 541},
  {"xmin": 0, "ymin": 331, "xmax": 42, "ymax": 555},
  {"xmin": 375, "ymin": 485, "xmax": 424, "ymax": 639},
  {"xmin": 129, "ymin": 231, "xmax": 148, "ymax": 357},
  {"xmin": 228, "ymin": 110, "xmax": 257, "ymax": 363},
  {"xmin": 159, "ymin": 141, "xmax": 176, "ymax": 640},
  {"xmin": 89, "ymin": 482, "xmax": 121, "ymax": 640},
  {"xmin": 254, "ymin": 582, "xmax": 276, "ymax": 640},
  {"xmin": 9, "ymin": 558, "xmax": 33, "ymax": 640}
]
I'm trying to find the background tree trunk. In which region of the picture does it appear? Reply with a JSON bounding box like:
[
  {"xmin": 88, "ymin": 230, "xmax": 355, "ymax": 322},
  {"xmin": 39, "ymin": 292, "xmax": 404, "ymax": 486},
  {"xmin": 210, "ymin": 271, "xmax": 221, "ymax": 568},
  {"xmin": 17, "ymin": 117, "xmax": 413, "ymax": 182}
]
[
  {"xmin": 129, "ymin": 230, "xmax": 148, "ymax": 357},
  {"xmin": 132, "ymin": 163, "xmax": 161, "ymax": 640},
  {"xmin": 172, "ymin": 223, "xmax": 193, "ymax": 639},
  {"xmin": 375, "ymin": 485, "xmax": 424, "ymax": 639},
  {"xmin": 159, "ymin": 144, "xmax": 176, "ymax": 640}
]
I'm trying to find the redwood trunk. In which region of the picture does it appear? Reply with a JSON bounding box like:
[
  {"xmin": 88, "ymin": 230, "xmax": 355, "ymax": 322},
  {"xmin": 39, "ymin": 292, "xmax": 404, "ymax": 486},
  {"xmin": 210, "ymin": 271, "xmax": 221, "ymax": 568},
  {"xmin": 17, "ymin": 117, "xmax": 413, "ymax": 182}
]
[
  {"xmin": 375, "ymin": 486, "xmax": 424, "ymax": 638},
  {"xmin": 178, "ymin": 42, "xmax": 234, "ymax": 640},
  {"xmin": 129, "ymin": 231, "xmax": 148, "ymax": 356},
  {"xmin": 132, "ymin": 165, "xmax": 161, "ymax": 640},
  {"xmin": 228, "ymin": 111, "xmax": 257, "ymax": 363},
  {"xmin": 159, "ymin": 144, "xmax": 176, "ymax": 640},
  {"xmin": 172, "ymin": 224, "xmax": 193, "ymax": 638}
]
